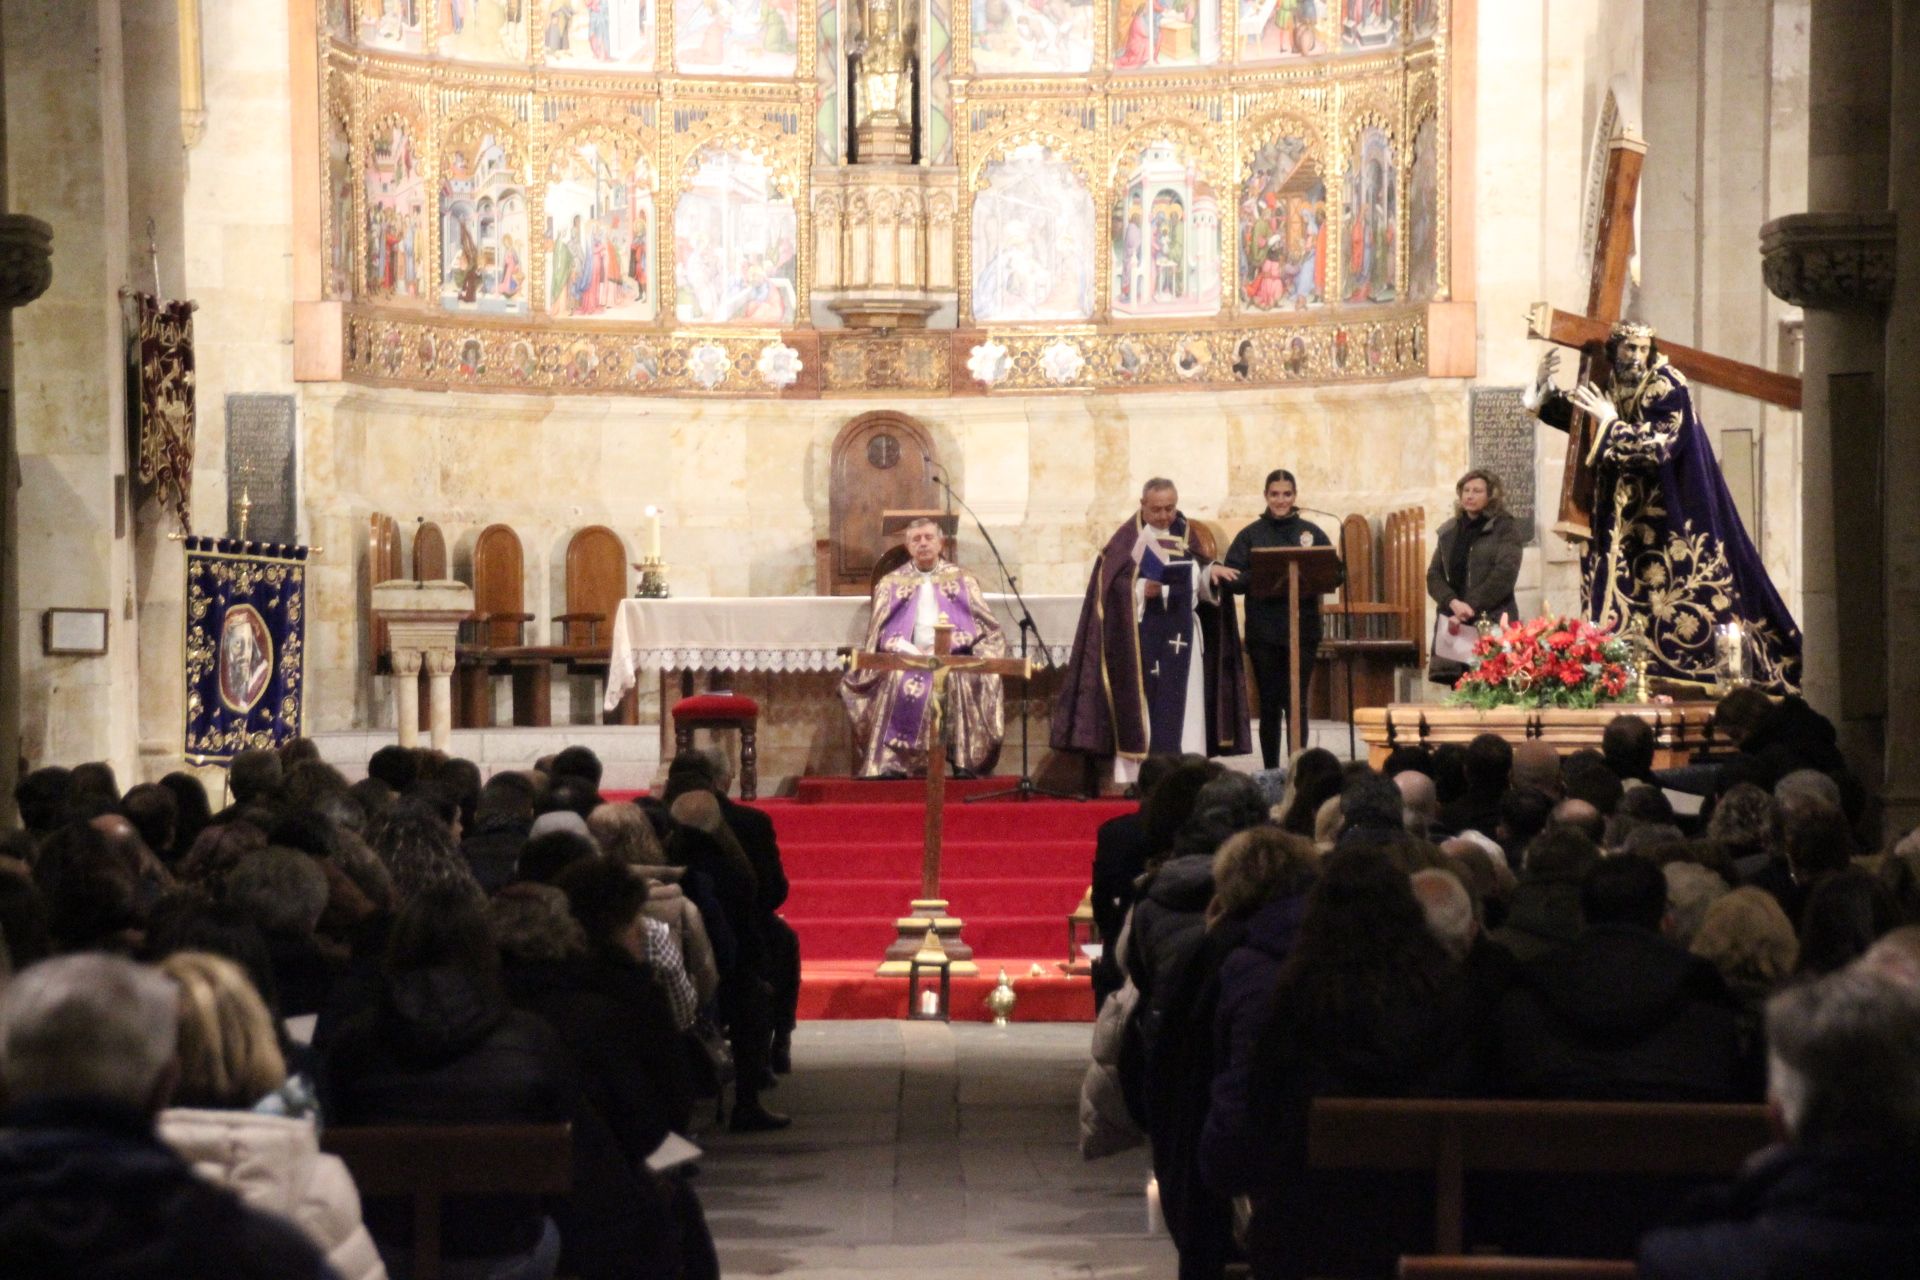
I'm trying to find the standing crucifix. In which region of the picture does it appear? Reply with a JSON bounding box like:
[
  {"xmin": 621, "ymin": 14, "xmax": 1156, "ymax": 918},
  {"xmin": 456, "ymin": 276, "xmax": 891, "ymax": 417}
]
[
  {"xmin": 847, "ymin": 623, "xmax": 1031, "ymax": 975},
  {"xmin": 1528, "ymin": 124, "xmax": 1802, "ymax": 542}
]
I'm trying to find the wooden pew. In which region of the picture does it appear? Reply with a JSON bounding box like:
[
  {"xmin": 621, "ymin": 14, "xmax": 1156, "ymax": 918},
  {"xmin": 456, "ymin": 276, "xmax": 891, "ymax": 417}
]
[
  {"xmin": 320, "ymin": 1123, "xmax": 572, "ymax": 1280},
  {"xmin": 1400, "ymin": 1260, "xmax": 1637, "ymax": 1280},
  {"xmin": 1308, "ymin": 1098, "xmax": 1773, "ymax": 1255}
]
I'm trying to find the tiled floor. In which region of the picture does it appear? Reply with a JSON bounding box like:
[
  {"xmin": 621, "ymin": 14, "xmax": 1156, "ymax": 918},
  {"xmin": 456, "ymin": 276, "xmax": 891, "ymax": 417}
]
[{"xmin": 695, "ymin": 1021, "xmax": 1179, "ymax": 1278}]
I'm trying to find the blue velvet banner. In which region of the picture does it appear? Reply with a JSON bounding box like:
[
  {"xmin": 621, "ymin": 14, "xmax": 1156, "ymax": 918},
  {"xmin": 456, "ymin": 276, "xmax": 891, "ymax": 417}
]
[{"xmin": 183, "ymin": 536, "xmax": 308, "ymax": 764}]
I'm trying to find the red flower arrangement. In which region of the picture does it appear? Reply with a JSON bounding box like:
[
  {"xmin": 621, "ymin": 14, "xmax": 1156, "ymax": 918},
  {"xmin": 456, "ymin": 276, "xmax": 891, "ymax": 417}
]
[{"xmin": 1448, "ymin": 613, "xmax": 1633, "ymax": 709}]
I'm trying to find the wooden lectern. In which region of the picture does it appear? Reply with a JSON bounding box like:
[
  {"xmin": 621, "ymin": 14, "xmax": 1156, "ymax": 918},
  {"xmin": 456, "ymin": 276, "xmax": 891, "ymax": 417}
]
[{"xmin": 1249, "ymin": 545, "xmax": 1345, "ymax": 757}]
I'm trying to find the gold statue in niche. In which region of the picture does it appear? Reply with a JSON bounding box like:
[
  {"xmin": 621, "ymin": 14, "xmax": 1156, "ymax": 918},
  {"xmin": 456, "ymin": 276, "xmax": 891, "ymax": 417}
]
[{"xmin": 853, "ymin": 0, "xmax": 916, "ymax": 163}]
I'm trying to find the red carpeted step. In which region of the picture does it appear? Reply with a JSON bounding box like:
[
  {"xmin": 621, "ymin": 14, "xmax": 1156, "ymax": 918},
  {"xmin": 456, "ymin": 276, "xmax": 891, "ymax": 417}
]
[
  {"xmin": 785, "ymin": 915, "xmax": 1074, "ymax": 961},
  {"xmin": 785, "ymin": 876, "xmax": 1088, "ymax": 919},
  {"xmin": 797, "ymin": 961, "xmax": 1094, "ymax": 1022},
  {"xmin": 778, "ymin": 839, "xmax": 1095, "ymax": 880},
  {"xmin": 758, "ymin": 800, "xmax": 1132, "ymax": 844}
]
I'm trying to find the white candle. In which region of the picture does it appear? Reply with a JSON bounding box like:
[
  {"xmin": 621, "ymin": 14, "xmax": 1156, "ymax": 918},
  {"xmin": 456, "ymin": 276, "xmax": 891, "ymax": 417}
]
[
  {"xmin": 645, "ymin": 505, "xmax": 661, "ymax": 560},
  {"xmin": 919, "ymin": 988, "xmax": 939, "ymax": 1017}
]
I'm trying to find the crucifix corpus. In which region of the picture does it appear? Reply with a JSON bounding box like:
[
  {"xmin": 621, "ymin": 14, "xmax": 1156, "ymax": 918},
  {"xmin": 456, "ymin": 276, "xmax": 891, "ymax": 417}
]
[
  {"xmin": 1528, "ymin": 124, "xmax": 1802, "ymax": 543},
  {"xmin": 844, "ymin": 622, "xmax": 1031, "ymax": 976}
]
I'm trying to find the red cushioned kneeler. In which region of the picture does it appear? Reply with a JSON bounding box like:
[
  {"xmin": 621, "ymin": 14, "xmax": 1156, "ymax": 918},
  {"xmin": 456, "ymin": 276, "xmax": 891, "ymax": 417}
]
[{"xmin": 671, "ymin": 695, "xmax": 760, "ymax": 798}]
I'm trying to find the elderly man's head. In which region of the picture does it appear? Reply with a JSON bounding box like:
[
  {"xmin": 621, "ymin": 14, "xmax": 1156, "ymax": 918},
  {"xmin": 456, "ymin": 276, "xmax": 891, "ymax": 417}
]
[
  {"xmin": 1766, "ymin": 968, "xmax": 1920, "ymax": 1151},
  {"xmin": 904, "ymin": 517, "xmax": 943, "ymax": 570},
  {"xmin": 1139, "ymin": 479, "xmax": 1178, "ymax": 531},
  {"xmin": 1395, "ymin": 770, "xmax": 1439, "ymax": 838},
  {"xmin": 0, "ymin": 953, "xmax": 180, "ymax": 1113},
  {"xmin": 1411, "ymin": 868, "xmax": 1476, "ymax": 961},
  {"xmin": 1510, "ymin": 741, "xmax": 1564, "ymax": 798}
]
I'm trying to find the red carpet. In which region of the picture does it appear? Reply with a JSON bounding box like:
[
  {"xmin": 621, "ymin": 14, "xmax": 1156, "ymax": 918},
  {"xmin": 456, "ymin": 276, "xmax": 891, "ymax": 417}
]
[
  {"xmin": 764, "ymin": 780, "xmax": 1127, "ymax": 1022},
  {"xmin": 611, "ymin": 778, "xmax": 1128, "ymax": 1021}
]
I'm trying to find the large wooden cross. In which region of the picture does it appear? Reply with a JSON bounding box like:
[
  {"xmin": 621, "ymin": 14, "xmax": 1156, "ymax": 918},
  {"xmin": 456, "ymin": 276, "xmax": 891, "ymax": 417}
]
[
  {"xmin": 846, "ymin": 622, "xmax": 1030, "ymax": 977},
  {"xmin": 1529, "ymin": 125, "xmax": 1802, "ymax": 542}
]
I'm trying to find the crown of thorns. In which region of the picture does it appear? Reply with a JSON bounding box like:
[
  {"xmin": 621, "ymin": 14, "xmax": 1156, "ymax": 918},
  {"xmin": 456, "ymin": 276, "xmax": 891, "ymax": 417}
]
[{"xmin": 1610, "ymin": 320, "xmax": 1656, "ymax": 341}]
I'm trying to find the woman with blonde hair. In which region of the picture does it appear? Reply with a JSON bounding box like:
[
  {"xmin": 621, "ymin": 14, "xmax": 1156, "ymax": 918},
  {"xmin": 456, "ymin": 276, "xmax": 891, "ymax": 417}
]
[
  {"xmin": 157, "ymin": 951, "xmax": 386, "ymax": 1280},
  {"xmin": 1426, "ymin": 467, "xmax": 1524, "ymax": 686},
  {"xmin": 1691, "ymin": 887, "xmax": 1800, "ymax": 1012}
]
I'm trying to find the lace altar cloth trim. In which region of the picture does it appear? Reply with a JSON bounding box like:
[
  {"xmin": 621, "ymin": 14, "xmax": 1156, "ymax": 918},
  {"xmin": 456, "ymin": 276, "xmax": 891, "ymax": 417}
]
[{"xmin": 603, "ymin": 593, "xmax": 1083, "ymax": 710}]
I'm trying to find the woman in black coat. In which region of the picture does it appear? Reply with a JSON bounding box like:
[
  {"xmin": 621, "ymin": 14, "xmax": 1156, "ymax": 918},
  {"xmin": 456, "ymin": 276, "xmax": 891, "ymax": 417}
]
[{"xmin": 1426, "ymin": 468, "xmax": 1525, "ymax": 686}]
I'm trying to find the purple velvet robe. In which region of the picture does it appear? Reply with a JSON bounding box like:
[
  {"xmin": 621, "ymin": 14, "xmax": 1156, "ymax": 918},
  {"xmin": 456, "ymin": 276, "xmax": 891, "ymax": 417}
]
[
  {"xmin": 1051, "ymin": 512, "xmax": 1252, "ymax": 760},
  {"xmin": 1540, "ymin": 355, "xmax": 1802, "ymax": 692}
]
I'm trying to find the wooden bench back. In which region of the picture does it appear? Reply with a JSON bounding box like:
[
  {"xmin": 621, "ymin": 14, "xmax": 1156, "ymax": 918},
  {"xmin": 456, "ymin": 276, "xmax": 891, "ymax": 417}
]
[
  {"xmin": 368, "ymin": 512, "xmax": 402, "ymax": 673},
  {"xmin": 472, "ymin": 523, "xmax": 530, "ymax": 647},
  {"xmin": 562, "ymin": 525, "xmax": 628, "ymax": 647},
  {"xmin": 321, "ymin": 1123, "xmax": 572, "ymax": 1280},
  {"xmin": 1309, "ymin": 1098, "xmax": 1772, "ymax": 1255},
  {"xmin": 1340, "ymin": 513, "xmax": 1376, "ymax": 608},
  {"xmin": 413, "ymin": 519, "xmax": 448, "ymax": 581},
  {"xmin": 1381, "ymin": 506, "xmax": 1427, "ymax": 660}
]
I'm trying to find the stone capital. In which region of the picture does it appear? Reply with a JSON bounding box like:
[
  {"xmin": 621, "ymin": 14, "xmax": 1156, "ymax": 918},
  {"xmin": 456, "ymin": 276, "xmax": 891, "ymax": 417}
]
[
  {"xmin": 1759, "ymin": 211, "xmax": 1896, "ymax": 311},
  {"xmin": 0, "ymin": 214, "xmax": 54, "ymax": 311}
]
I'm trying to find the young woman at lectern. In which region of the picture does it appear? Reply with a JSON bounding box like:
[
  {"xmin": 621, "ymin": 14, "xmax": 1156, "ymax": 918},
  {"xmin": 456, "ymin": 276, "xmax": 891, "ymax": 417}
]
[{"xmin": 1222, "ymin": 469, "xmax": 1339, "ymax": 769}]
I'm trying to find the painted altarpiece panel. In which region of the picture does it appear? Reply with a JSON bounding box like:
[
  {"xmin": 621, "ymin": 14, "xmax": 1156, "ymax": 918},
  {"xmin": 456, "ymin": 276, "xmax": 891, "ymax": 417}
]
[
  {"xmin": 970, "ymin": 0, "xmax": 1094, "ymax": 75},
  {"xmin": 1113, "ymin": 0, "xmax": 1220, "ymax": 70},
  {"xmin": 359, "ymin": 0, "xmax": 428, "ymax": 53},
  {"xmin": 440, "ymin": 127, "xmax": 531, "ymax": 314},
  {"xmin": 364, "ymin": 114, "xmax": 429, "ymax": 303},
  {"xmin": 1237, "ymin": 0, "xmax": 1331, "ymax": 62},
  {"xmin": 970, "ymin": 142, "xmax": 1094, "ymax": 323},
  {"xmin": 326, "ymin": 99, "xmax": 355, "ymax": 299},
  {"xmin": 1339, "ymin": 0, "xmax": 1396, "ymax": 50},
  {"xmin": 436, "ymin": 0, "xmax": 531, "ymax": 62},
  {"xmin": 546, "ymin": 131, "xmax": 659, "ymax": 322},
  {"xmin": 1406, "ymin": 111, "xmax": 1438, "ymax": 302},
  {"xmin": 1342, "ymin": 122, "xmax": 1395, "ymax": 303},
  {"xmin": 543, "ymin": 0, "xmax": 657, "ymax": 70},
  {"xmin": 326, "ymin": 0, "xmax": 355, "ymax": 41},
  {"xmin": 1410, "ymin": 0, "xmax": 1439, "ymax": 41},
  {"xmin": 673, "ymin": 148, "xmax": 800, "ymax": 324},
  {"xmin": 1237, "ymin": 130, "xmax": 1326, "ymax": 312},
  {"xmin": 1110, "ymin": 139, "xmax": 1220, "ymax": 318},
  {"xmin": 673, "ymin": 0, "xmax": 801, "ymax": 76}
]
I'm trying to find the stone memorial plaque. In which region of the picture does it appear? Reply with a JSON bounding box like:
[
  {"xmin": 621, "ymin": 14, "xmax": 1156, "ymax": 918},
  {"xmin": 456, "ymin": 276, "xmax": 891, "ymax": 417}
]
[
  {"xmin": 1470, "ymin": 386, "xmax": 1537, "ymax": 542},
  {"xmin": 225, "ymin": 394, "xmax": 297, "ymax": 544}
]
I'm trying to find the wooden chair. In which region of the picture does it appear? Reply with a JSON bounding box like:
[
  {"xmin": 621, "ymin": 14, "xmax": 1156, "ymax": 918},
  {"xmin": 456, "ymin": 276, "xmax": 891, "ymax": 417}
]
[
  {"xmin": 457, "ymin": 523, "xmax": 553, "ymax": 727},
  {"xmin": 554, "ymin": 525, "xmax": 639, "ymax": 725},
  {"xmin": 320, "ymin": 1124, "xmax": 572, "ymax": 1280},
  {"xmin": 1308, "ymin": 1097, "xmax": 1773, "ymax": 1256},
  {"xmin": 673, "ymin": 693, "xmax": 760, "ymax": 799},
  {"xmin": 412, "ymin": 519, "xmax": 448, "ymax": 581},
  {"xmin": 1400, "ymin": 1260, "xmax": 1637, "ymax": 1280},
  {"xmin": 816, "ymin": 411, "xmax": 944, "ymax": 595},
  {"xmin": 1316, "ymin": 512, "xmax": 1420, "ymax": 716}
]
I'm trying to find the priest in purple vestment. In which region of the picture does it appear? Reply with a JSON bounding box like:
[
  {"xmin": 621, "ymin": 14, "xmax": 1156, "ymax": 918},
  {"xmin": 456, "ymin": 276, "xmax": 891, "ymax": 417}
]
[
  {"xmin": 1528, "ymin": 320, "xmax": 1802, "ymax": 692},
  {"xmin": 841, "ymin": 518, "xmax": 1008, "ymax": 778},
  {"xmin": 1050, "ymin": 479, "xmax": 1253, "ymax": 783}
]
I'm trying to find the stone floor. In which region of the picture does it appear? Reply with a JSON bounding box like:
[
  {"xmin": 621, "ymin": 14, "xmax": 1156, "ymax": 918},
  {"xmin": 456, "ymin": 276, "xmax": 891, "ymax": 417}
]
[{"xmin": 695, "ymin": 1021, "xmax": 1179, "ymax": 1279}]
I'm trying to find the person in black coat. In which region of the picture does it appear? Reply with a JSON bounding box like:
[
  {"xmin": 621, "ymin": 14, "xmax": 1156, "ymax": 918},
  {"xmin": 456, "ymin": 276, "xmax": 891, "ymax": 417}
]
[
  {"xmin": 0, "ymin": 954, "xmax": 334, "ymax": 1280},
  {"xmin": 1639, "ymin": 968, "xmax": 1920, "ymax": 1280},
  {"xmin": 1220, "ymin": 469, "xmax": 1341, "ymax": 770},
  {"xmin": 1090, "ymin": 755, "xmax": 1179, "ymax": 1009},
  {"xmin": 462, "ymin": 775, "xmax": 536, "ymax": 894},
  {"xmin": 1426, "ymin": 468, "xmax": 1525, "ymax": 686}
]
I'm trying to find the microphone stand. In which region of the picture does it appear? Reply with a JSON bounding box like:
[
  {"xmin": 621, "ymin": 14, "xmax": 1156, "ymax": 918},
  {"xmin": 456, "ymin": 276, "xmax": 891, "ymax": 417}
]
[
  {"xmin": 1299, "ymin": 506, "xmax": 1358, "ymax": 762},
  {"xmin": 926, "ymin": 465, "xmax": 1079, "ymax": 803}
]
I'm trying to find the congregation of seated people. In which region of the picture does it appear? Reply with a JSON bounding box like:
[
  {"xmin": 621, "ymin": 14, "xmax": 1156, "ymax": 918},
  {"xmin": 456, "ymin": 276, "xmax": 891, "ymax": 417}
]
[
  {"xmin": 0, "ymin": 739, "xmax": 798, "ymax": 1280},
  {"xmin": 1085, "ymin": 693, "xmax": 1920, "ymax": 1279}
]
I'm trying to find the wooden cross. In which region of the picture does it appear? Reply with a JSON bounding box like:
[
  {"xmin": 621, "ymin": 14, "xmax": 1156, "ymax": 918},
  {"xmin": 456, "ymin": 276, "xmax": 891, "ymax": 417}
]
[
  {"xmin": 1529, "ymin": 125, "xmax": 1802, "ymax": 541},
  {"xmin": 845, "ymin": 622, "xmax": 1030, "ymax": 976}
]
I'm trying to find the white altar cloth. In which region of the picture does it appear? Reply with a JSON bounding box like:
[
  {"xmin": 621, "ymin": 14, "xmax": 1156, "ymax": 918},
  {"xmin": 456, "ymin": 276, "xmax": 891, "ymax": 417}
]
[{"xmin": 603, "ymin": 594, "xmax": 1084, "ymax": 711}]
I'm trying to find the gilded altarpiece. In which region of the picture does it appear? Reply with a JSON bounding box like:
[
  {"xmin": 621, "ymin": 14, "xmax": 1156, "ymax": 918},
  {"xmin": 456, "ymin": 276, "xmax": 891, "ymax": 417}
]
[{"xmin": 320, "ymin": 0, "xmax": 1455, "ymax": 396}]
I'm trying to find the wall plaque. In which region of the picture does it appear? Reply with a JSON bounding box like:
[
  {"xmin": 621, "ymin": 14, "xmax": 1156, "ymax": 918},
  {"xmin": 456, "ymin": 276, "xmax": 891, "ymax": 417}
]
[
  {"xmin": 1469, "ymin": 386, "xmax": 1538, "ymax": 542},
  {"xmin": 225, "ymin": 394, "xmax": 297, "ymax": 544}
]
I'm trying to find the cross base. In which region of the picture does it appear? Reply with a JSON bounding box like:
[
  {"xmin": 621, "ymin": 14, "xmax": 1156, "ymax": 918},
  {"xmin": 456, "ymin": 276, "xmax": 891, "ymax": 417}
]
[{"xmin": 875, "ymin": 899, "xmax": 979, "ymax": 976}]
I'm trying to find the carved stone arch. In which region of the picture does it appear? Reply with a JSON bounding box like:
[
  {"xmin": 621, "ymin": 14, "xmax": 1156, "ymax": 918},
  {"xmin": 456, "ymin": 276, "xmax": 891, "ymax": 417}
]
[{"xmin": 817, "ymin": 412, "xmax": 943, "ymax": 596}]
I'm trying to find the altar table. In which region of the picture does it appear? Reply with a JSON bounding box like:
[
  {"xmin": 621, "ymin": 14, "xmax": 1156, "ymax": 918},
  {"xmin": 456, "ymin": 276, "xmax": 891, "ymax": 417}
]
[{"xmin": 602, "ymin": 594, "xmax": 1085, "ymax": 786}]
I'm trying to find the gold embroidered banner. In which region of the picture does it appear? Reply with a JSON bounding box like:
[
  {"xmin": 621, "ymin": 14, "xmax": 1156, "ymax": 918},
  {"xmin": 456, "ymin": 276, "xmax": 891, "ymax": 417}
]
[{"xmin": 131, "ymin": 292, "xmax": 197, "ymax": 533}]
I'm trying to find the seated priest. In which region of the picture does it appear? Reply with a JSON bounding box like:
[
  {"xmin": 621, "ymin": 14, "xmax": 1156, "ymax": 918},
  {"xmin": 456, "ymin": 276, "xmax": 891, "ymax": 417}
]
[
  {"xmin": 1051, "ymin": 478, "xmax": 1251, "ymax": 785},
  {"xmin": 840, "ymin": 517, "xmax": 1008, "ymax": 779}
]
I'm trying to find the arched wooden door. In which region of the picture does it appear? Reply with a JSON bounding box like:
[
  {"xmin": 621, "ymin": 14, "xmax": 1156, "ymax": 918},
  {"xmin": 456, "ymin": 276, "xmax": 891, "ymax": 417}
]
[{"xmin": 819, "ymin": 411, "xmax": 942, "ymax": 595}]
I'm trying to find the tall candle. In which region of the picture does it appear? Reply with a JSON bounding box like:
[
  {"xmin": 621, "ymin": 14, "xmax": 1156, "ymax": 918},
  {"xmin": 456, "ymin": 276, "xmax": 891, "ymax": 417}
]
[
  {"xmin": 919, "ymin": 988, "xmax": 939, "ymax": 1017},
  {"xmin": 645, "ymin": 505, "xmax": 661, "ymax": 560}
]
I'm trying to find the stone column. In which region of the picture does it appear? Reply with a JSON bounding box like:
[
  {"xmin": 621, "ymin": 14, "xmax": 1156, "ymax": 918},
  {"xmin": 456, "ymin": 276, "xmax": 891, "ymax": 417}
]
[
  {"xmin": 389, "ymin": 649, "xmax": 423, "ymax": 749},
  {"xmin": 373, "ymin": 579, "xmax": 474, "ymax": 755},
  {"xmin": 0, "ymin": 213, "xmax": 55, "ymax": 825},
  {"xmin": 1761, "ymin": 0, "xmax": 1917, "ymax": 831}
]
